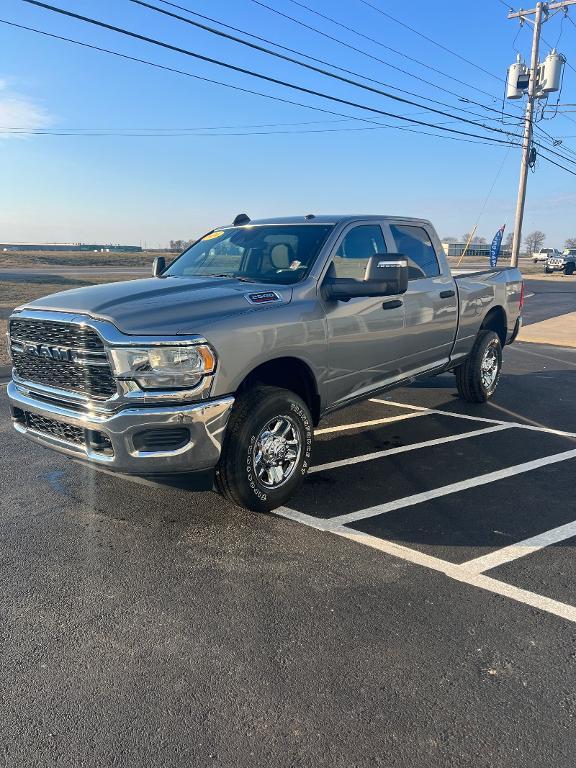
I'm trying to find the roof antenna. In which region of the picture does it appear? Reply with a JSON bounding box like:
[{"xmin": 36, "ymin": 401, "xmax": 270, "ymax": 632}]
[{"xmin": 233, "ymin": 213, "xmax": 251, "ymax": 226}]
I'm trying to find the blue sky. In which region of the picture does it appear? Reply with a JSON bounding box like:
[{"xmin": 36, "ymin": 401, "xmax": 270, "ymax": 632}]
[{"xmin": 1, "ymin": 0, "xmax": 575, "ymax": 247}]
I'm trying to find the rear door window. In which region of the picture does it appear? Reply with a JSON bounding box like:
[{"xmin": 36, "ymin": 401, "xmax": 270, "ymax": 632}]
[{"xmin": 389, "ymin": 224, "xmax": 440, "ymax": 280}]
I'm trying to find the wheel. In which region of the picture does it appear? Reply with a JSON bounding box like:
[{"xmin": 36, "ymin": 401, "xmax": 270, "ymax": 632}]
[
  {"xmin": 545, "ymin": 267, "xmax": 553, "ymax": 273},
  {"xmin": 455, "ymin": 331, "xmax": 502, "ymax": 403},
  {"xmin": 215, "ymin": 385, "xmax": 313, "ymax": 512},
  {"xmin": 565, "ymin": 263, "xmax": 575, "ymax": 276}
]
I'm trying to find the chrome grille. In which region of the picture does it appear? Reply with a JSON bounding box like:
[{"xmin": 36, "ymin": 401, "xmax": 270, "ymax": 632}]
[
  {"xmin": 9, "ymin": 318, "xmax": 105, "ymax": 350},
  {"xmin": 9, "ymin": 318, "xmax": 117, "ymax": 399}
]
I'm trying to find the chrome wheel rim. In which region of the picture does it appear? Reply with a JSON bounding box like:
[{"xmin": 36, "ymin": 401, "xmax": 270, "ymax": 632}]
[
  {"xmin": 481, "ymin": 345, "xmax": 499, "ymax": 390},
  {"xmin": 252, "ymin": 415, "xmax": 302, "ymax": 489}
]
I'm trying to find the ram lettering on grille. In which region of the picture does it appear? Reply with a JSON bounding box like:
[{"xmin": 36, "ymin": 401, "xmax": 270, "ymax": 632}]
[{"xmin": 9, "ymin": 319, "xmax": 116, "ymax": 399}]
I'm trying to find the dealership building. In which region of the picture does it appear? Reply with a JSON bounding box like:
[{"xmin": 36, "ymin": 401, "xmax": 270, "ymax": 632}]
[{"xmin": 441, "ymin": 241, "xmax": 511, "ymax": 259}]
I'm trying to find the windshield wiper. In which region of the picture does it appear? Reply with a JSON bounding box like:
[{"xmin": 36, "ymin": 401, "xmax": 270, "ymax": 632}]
[{"xmin": 204, "ymin": 273, "xmax": 257, "ymax": 282}]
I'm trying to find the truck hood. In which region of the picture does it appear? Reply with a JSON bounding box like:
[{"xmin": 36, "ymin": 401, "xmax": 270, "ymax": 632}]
[{"xmin": 24, "ymin": 276, "xmax": 293, "ymax": 335}]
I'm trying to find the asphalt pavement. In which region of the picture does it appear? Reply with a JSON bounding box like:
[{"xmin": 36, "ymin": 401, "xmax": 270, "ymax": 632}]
[
  {"xmin": 522, "ymin": 276, "xmax": 576, "ymax": 324},
  {"xmin": 2, "ymin": 337, "xmax": 576, "ymax": 767},
  {"xmin": 1, "ymin": 268, "xmax": 576, "ymax": 766}
]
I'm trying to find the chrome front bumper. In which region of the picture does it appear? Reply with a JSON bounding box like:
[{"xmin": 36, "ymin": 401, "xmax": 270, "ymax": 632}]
[{"xmin": 8, "ymin": 380, "xmax": 234, "ymax": 474}]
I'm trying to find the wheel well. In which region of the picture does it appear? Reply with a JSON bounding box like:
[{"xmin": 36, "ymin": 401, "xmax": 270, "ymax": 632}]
[
  {"xmin": 481, "ymin": 306, "xmax": 507, "ymax": 346},
  {"xmin": 238, "ymin": 357, "xmax": 321, "ymax": 425}
]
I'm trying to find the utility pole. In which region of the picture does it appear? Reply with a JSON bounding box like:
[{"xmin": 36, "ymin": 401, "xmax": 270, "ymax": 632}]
[
  {"xmin": 507, "ymin": 0, "xmax": 576, "ymax": 267},
  {"xmin": 509, "ymin": 2, "xmax": 543, "ymax": 268}
]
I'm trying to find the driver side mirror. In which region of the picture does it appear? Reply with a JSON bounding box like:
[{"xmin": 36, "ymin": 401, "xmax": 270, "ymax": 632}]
[
  {"xmin": 323, "ymin": 254, "xmax": 408, "ymax": 301},
  {"xmin": 152, "ymin": 256, "xmax": 166, "ymax": 277}
]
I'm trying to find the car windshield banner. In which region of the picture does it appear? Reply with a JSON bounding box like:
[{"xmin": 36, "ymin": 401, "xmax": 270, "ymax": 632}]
[{"xmin": 490, "ymin": 224, "xmax": 506, "ymax": 268}]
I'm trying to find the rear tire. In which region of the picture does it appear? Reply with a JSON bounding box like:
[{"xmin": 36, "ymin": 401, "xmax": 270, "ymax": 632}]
[
  {"xmin": 215, "ymin": 385, "xmax": 313, "ymax": 512},
  {"xmin": 455, "ymin": 331, "xmax": 502, "ymax": 403}
]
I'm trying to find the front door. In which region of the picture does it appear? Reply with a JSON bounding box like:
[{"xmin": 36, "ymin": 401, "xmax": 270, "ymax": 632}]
[{"xmin": 322, "ymin": 223, "xmax": 406, "ymax": 408}]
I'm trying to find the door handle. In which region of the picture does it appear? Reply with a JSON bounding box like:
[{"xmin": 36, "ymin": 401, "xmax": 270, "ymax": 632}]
[
  {"xmin": 382, "ymin": 299, "xmax": 403, "ymax": 310},
  {"xmin": 439, "ymin": 290, "xmax": 456, "ymax": 299}
]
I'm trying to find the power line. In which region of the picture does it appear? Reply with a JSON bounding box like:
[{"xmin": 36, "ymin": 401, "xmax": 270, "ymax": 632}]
[
  {"xmin": 6, "ymin": 14, "xmax": 576, "ymax": 178},
  {"xmin": 357, "ymin": 0, "xmax": 505, "ymax": 83},
  {"xmin": 258, "ymin": 0, "xmax": 504, "ymax": 103},
  {"xmin": 153, "ymin": 0, "xmax": 521, "ymax": 126},
  {"xmin": 19, "ymin": 1, "xmax": 522, "ymax": 145},
  {"xmin": 249, "ymin": 0, "xmax": 508, "ymax": 108},
  {"xmin": 0, "ymin": 18, "xmax": 520, "ymax": 149},
  {"xmin": 132, "ymin": 0, "xmax": 521, "ymax": 138},
  {"xmin": 536, "ymin": 144, "xmax": 576, "ymax": 175},
  {"xmin": 0, "ymin": 126, "xmax": 519, "ymax": 142}
]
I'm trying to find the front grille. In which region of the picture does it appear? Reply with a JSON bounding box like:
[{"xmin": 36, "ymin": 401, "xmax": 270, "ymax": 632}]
[
  {"xmin": 14, "ymin": 408, "xmax": 85, "ymax": 445},
  {"xmin": 11, "ymin": 353, "xmax": 116, "ymax": 398},
  {"xmin": 12, "ymin": 408, "xmax": 114, "ymax": 455},
  {"xmin": 9, "ymin": 318, "xmax": 105, "ymax": 350},
  {"xmin": 9, "ymin": 318, "xmax": 117, "ymax": 400}
]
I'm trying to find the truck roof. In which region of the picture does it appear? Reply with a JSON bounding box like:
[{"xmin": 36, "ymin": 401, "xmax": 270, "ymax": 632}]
[{"xmin": 224, "ymin": 215, "xmax": 433, "ymax": 227}]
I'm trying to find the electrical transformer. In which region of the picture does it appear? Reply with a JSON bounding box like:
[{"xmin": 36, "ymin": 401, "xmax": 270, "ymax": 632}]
[
  {"xmin": 506, "ymin": 55, "xmax": 529, "ymax": 99},
  {"xmin": 538, "ymin": 49, "xmax": 566, "ymax": 95}
]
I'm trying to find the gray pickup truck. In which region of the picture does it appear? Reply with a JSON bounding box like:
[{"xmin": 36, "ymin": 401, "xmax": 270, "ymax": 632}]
[{"xmin": 7, "ymin": 214, "xmax": 523, "ymax": 511}]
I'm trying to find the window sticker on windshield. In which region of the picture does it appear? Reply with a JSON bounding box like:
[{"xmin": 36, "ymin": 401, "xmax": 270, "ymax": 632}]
[{"xmin": 202, "ymin": 230, "xmax": 225, "ymax": 241}]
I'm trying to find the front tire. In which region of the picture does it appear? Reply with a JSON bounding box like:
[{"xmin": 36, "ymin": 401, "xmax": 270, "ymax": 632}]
[
  {"xmin": 455, "ymin": 331, "xmax": 502, "ymax": 403},
  {"xmin": 565, "ymin": 263, "xmax": 575, "ymax": 276},
  {"xmin": 215, "ymin": 385, "xmax": 313, "ymax": 512}
]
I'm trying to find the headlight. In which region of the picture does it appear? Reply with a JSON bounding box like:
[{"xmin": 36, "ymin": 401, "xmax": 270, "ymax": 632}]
[{"xmin": 108, "ymin": 344, "xmax": 215, "ymax": 390}]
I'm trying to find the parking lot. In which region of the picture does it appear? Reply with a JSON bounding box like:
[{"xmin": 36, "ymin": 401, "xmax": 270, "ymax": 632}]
[{"xmin": 1, "ymin": 280, "xmax": 576, "ymax": 767}]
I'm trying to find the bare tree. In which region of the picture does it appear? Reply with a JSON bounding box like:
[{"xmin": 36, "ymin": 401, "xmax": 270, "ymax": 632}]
[
  {"xmin": 443, "ymin": 236, "xmax": 458, "ymax": 243},
  {"xmin": 461, "ymin": 233, "xmax": 487, "ymax": 244},
  {"xmin": 524, "ymin": 230, "xmax": 546, "ymax": 255},
  {"xmin": 503, "ymin": 232, "xmax": 514, "ymax": 251},
  {"xmin": 565, "ymin": 237, "xmax": 576, "ymax": 249},
  {"xmin": 169, "ymin": 239, "xmax": 193, "ymax": 252}
]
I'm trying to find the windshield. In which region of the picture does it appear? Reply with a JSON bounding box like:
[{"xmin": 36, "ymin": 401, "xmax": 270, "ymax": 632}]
[{"xmin": 165, "ymin": 224, "xmax": 334, "ymax": 284}]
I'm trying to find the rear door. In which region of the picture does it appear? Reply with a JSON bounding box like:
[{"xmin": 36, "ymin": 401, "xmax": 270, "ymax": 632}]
[
  {"xmin": 384, "ymin": 221, "xmax": 458, "ymax": 375},
  {"xmin": 322, "ymin": 222, "xmax": 406, "ymax": 406}
]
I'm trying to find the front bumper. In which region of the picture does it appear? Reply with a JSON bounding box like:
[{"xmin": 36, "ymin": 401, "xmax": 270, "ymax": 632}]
[{"xmin": 8, "ymin": 380, "xmax": 234, "ymax": 474}]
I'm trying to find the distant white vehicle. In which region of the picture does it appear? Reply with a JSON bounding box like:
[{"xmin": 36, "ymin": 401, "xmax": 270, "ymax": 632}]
[{"xmin": 533, "ymin": 247, "xmax": 561, "ymax": 263}]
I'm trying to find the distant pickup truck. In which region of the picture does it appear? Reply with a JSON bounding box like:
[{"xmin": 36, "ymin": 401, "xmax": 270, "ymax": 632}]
[
  {"xmin": 545, "ymin": 248, "xmax": 576, "ymax": 274},
  {"xmin": 533, "ymin": 247, "xmax": 561, "ymax": 263},
  {"xmin": 7, "ymin": 214, "xmax": 523, "ymax": 512}
]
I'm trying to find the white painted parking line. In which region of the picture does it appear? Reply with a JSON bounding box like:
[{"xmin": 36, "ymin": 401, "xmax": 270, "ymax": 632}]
[
  {"xmin": 274, "ymin": 511, "xmax": 576, "ymax": 623},
  {"xmin": 371, "ymin": 398, "xmax": 509, "ymax": 426},
  {"xmin": 461, "ymin": 519, "xmax": 576, "ymax": 574},
  {"xmin": 310, "ymin": 424, "xmax": 513, "ymax": 474},
  {"xmin": 323, "ymin": 448, "xmax": 576, "ymax": 529},
  {"xmin": 315, "ymin": 410, "xmax": 430, "ymax": 435},
  {"xmin": 333, "ymin": 527, "xmax": 576, "ymax": 624},
  {"xmin": 371, "ymin": 398, "xmax": 576, "ymax": 439},
  {"xmin": 508, "ymin": 344, "xmax": 576, "ymax": 368}
]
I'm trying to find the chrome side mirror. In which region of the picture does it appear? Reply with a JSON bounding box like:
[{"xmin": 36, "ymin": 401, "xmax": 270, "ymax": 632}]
[{"xmin": 152, "ymin": 256, "xmax": 166, "ymax": 277}]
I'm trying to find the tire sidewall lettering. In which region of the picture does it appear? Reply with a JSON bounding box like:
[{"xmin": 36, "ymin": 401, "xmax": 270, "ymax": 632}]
[{"xmin": 244, "ymin": 400, "xmax": 312, "ymax": 500}]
